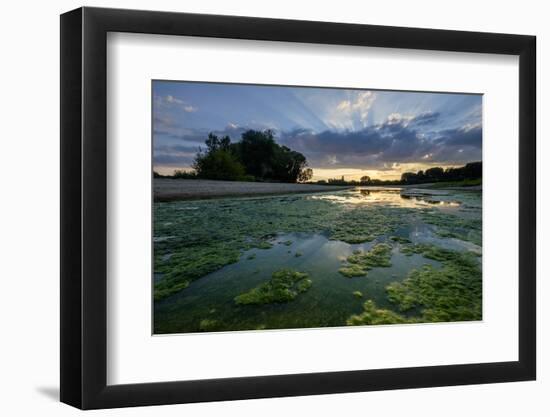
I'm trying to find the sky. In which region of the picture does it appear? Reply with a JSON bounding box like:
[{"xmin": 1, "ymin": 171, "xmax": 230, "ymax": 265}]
[{"xmin": 153, "ymin": 81, "xmax": 482, "ymax": 180}]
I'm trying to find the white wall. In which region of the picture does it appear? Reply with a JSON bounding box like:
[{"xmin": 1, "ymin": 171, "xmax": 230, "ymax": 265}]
[{"xmin": 0, "ymin": 0, "xmax": 546, "ymax": 415}]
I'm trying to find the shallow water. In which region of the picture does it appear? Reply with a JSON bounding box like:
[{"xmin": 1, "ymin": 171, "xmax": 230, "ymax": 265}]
[
  {"xmin": 153, "ymin": 187, "xmax": 482, "ymax": 334},
  {"xmin": 311, "ymin": 187, "xmax": 461, "ymax": 209}
]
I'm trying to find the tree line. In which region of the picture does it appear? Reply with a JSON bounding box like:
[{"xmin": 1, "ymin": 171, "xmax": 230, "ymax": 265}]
[
  {"xmin": 156, "ymin": 129, "xmax": 313, "ymax": 183},
  {"xmin": 399, "ymin": 161, "xmax": 481, "ymax": 184},
  {"xmin": 314, "ymin": 161, "xmax": 482, "ymax": 186}
]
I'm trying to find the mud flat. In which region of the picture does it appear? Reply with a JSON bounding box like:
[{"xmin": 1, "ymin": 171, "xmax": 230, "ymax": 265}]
[{"xmin": 154, "ymin": 179, "xmax": 352, "ymax": 201}]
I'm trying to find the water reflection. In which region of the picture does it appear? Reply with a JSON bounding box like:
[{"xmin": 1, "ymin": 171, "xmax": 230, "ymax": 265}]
[
  {"xmin": 154, "ymin": 232, "xmax": 442, "ymax": 333},
  {"xmin": 311, "ymin": 187, "xmax": 460, "ymax": 208}
]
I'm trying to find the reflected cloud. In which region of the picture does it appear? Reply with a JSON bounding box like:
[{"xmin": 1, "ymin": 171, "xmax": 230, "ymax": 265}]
[{"xmin": 311, "ymin": 187, "xmax": 461, "ymax": 209}]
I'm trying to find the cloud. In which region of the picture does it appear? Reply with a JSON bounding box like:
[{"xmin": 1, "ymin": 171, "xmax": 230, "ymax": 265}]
[
  {"xmin": 154, "ymin": 153, "xmax": 196, "ymax": 165},
  {"xmin": 408, "ymin": 111, "xmax": 440, "ymax": 127},
  {"xmin": 385, "ymin": 113, "xmax": 412, "ymax": 125},
  {"xmin": 153, "ymin": 123, "xmax": 208, "ymax": 143},
  {"xmin": 381, "ymin": 111, "xmax": 440, "ymax": 128},
  {"xmin": 329, "ymin": 91, "xmax": 376, "ymax": 129},
  {"xmin": 154, "ymin": 94, "xmax": 199, "ymax": 113},
  {"xmin": 154, "ymin": 143, "xmax": 199, "ymax": 166},
  {"xmin": 153, "ymin": 107, "xmax": 481, "ymax": 172},
  {"xmin": 153, "ymin": 120, "xmax": 258, "ymax": 145},
  {"xmin": 165, "ymin": 95, "xmax": 184, "ymax": 105},
  {"xmin": 278, "ymin": 112, "xmax": 481, "ymax": 169}
]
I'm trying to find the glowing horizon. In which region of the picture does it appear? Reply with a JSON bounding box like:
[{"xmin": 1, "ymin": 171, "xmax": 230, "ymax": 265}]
[{"xmin": 155, "ymin": 162, "xmax": 470, "ymax": 182}]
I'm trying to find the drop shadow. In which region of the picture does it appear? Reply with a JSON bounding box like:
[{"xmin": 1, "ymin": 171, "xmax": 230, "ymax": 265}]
[{"xmin": 36, "ymin": 386, "xmax": 59, "ymax": 401}]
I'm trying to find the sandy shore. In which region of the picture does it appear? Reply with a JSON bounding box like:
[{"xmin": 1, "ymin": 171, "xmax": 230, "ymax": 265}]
[{"xmin": 154, "ymin": 179, "xmax": 352, "ymax": 201}]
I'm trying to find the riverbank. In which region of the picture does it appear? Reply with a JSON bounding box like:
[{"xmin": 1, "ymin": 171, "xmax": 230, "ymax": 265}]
[{"xmin": 154, "ymin": 179, "xmax": 352, "ymax": 201}]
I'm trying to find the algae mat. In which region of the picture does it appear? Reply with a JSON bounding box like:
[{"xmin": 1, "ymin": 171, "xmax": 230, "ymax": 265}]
[{"xmin": 153, "ymin": 187, "xmax": 482, "ymax": 334}]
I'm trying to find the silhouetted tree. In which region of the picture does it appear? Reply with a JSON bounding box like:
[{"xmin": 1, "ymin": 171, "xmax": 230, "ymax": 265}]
[
  {"xmin": 298, "ymin": 168, "xmax": 313, "ymax": 182},
  {"xmin": 193, "ymin": 130, "xmax": 311, "ymax": 183},
  {"xmin": 400, "ymin": 162, "xmax": 481, "ymax": 184},
  {"xmin": 204, "ymin": 133, "xmax": 231, "ymax": 152},
  {"xmin": 172, "ymin": 169, "xmax": 197, "ymax": 179},
  {"xmin": 234, "ymin": 130, "xmax": 277, "ymax": 179},
  {"xmin": 193, "ymin": 134, "xmax": 246, "ymax": 181}
]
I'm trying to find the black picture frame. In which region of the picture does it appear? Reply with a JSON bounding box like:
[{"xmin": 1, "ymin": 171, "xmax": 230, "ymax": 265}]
[{"xmin": 60, "ymin": 6, "xmax": 536, "ymax": 410}]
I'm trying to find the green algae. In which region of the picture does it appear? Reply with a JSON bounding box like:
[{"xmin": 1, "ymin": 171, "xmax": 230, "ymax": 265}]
[
  {"xmin": 329, "ymin": 207, "xmax": 408, "ymax": 244},
  {"xmin": 347, "ymin": 300, "xmax": 411, "ymax": 325},
  {"xmin": 154, "ymin": 196, "xmax": 340, "ymax": 300},
  {"xmin": 154, "ymin": 188, "xmax": 482, "ymax": 333},
  {"xmin": 154, "ymin": 190, "xmax": 481, "ymax": 304},
  {"xmin": 154, "ymin": 245, "xmax": 240, "ymax": 300},
  {"xmin": 353, "ymin": 291, "xmax": 363, "ymax": 298},
  {"xmin": 257, "ymin": 241, "xmax": 274, "ymax": 250},
  {"xmin": 339, "ymin": 243, "xmax": 393, "ymax": 278},
  {"xmin": 420, "ymin": 209, "xmax": 482, "ymax": 245},
  {"xmin": 153, "ymin": 195, "xmax": 408, "ymax": 300},
  {"xmin": 390, "ymin": 235, "xmax": 412, "ymax": 244},
  {"xmin": 295, "ymin": 251, "xmax": 303, "ymax": 257},
  {"xmin": 234, "ymin": 269, "xmax": 312, "ymax": 305},
  {"xmin": 281, "ymin": 240, "xmax": 293, "ymax": 246},
  {"xmin": 349, "ymin": 243, "xmax": 393, "ymax": 268},
  {"xmin": 347, "ymin": 244, "xmax": 482, "ymax": 326},
  {"xmin": 337, "ymin": 234, "xmax": 375, "ymax": 244},
  {"xmin": 400, "ymin": 242, "xmax": 480, "ymax": 262},
  {"xmin": 155, "ymin": 280, "xmax": 190, "ymax": 301},
  {"xmin": 386, "ymin": 246, "xmax": 482, "ymax": 321},
  {"xmin": 296, "ymin": 277, "xmax": 313, "ymax": 292},
  {"xmin": 339, "ymin": 264, "xmax": 367, "ymax": 278},
  {"xmin": 246, "ymin": 253, "xmax": 256, "ymax": 260}
]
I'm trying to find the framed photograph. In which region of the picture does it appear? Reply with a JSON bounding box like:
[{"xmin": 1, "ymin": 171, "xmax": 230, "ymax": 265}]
[{"xmin": 60, "ymin": 7, "xmax": 536, "ymax": 409}]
